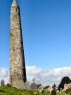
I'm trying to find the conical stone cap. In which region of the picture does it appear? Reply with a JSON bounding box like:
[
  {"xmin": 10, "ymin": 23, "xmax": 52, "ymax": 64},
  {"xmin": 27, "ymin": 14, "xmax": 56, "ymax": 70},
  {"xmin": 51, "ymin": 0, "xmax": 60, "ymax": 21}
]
[{"xmin": 12, "ymin": 0, "xmax": 18, "ymax": 7}]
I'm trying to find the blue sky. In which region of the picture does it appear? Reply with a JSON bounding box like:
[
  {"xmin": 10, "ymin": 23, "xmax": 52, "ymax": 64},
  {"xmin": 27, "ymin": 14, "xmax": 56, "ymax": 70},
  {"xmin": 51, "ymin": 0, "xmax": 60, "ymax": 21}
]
[{"xmin": 0, "ymin": 0, "xmax": 71, "ymax": 70}]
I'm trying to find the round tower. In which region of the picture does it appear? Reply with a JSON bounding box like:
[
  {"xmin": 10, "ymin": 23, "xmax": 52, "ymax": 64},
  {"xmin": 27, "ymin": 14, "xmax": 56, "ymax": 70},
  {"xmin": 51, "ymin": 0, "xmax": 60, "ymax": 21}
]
[{"xmin": 10, "ymin": 0, "xmax": 27, "ymax": 89}]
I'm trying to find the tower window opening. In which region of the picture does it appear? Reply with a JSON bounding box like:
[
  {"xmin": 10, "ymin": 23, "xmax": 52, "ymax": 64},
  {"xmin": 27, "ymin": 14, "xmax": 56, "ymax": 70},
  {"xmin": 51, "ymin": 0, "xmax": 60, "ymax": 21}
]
[{"xmin": 16, "ymin": 8, "xmax": 18, "ymax": 13}]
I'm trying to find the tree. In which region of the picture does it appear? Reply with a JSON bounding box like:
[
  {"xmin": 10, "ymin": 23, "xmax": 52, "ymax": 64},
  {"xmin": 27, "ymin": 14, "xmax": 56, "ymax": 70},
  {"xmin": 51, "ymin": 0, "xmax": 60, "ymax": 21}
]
[{"xmin": 58, "ymin": 76, "xmax": 71, "ymax": 90}]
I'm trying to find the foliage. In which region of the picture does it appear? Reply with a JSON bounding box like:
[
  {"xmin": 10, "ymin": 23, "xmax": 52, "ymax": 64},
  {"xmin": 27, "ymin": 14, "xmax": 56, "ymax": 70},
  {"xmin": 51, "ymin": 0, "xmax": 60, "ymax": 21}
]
[
  {"xmin": 0, "ymin": 85, "xmax": 50, "ymax": 95},
  {"xmin": 44, "ymin": 86, "xmax": 50, "ymax": 89},
  {"xmin": 58, "ymin": 92, "xmax": 71, "ymax": 95},
  {"xmin": 0, "ymin": 86, "xmax": 71, "ymax": 95},
  {"xmin": 58, "ymin": 76, "xmax": 71, "ymax": 90}
]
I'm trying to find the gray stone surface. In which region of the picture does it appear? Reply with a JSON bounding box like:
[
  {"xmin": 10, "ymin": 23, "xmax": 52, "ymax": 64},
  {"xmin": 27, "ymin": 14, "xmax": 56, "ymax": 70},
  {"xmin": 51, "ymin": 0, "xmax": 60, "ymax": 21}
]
[{"xmin": 10, "ymin": 0, "xmax": 27, "ymax": 89}]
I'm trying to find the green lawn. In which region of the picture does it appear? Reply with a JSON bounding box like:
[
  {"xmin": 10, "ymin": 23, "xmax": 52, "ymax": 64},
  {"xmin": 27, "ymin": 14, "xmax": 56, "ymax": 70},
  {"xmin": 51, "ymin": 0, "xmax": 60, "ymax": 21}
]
[
  {"xmin": 0, "ymin": 86, "xmax": 50, "ymax": 95},
  {"xmin": 0, "ymin": 86, "xmax": 70, "ymax": 95}
]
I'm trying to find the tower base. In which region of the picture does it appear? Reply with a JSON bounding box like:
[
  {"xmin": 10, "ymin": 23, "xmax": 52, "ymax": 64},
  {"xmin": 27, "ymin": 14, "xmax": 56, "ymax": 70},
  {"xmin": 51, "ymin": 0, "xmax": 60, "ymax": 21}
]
[{"xmin": 11, "ymin": 80, "xmax": 29, "ymax": 89}]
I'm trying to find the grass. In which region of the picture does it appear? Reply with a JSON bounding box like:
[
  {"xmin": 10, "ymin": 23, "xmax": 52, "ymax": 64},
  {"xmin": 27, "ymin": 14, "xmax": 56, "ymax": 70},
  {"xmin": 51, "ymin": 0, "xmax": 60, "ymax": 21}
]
[
  {"xmin": 0, "ymin": 85, "xmax": 50, "ymax": 95},
  {"xmin": 0, "ymin": 86, "xmax": 71, "ymax": 95}
]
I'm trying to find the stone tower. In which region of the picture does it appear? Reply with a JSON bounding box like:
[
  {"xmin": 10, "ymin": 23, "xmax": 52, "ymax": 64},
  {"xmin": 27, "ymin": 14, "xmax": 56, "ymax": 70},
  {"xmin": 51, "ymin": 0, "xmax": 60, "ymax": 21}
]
[{"xmin": 10, "ymin": 0, "xmax": 27, "ymax": 89}]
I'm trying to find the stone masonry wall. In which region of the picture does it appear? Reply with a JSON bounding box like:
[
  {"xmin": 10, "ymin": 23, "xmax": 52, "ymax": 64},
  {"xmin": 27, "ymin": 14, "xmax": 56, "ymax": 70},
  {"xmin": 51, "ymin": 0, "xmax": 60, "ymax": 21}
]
[{"xmin": 10, "ymin": 0, "xmax": 27, "ymax": 89}]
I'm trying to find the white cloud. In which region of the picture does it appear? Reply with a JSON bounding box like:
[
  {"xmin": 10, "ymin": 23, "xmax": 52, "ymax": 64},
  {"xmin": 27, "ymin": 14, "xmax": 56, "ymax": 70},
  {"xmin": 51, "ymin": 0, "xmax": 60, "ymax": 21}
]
[
  {"xmin": 0, "ymin": 68, "xmax": 8, "ymax": 78},
  {"xmin": 0, "ymin": 66, "xmax": 71, "ymax": 86},
  {"xmin": 26, "ymin": 66, "xmax": 71, "ymax": 86}
]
